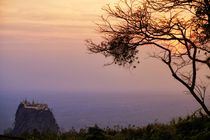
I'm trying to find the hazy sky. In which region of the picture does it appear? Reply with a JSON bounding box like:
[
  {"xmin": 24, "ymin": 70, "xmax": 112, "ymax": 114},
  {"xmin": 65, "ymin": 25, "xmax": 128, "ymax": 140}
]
[{"xmin": 0, "ymin": 0, "xmax": 187, "ymax": 95}]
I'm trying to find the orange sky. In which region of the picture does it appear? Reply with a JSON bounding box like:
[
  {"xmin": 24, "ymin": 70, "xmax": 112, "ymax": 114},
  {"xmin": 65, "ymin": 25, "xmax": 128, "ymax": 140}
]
[
  {"xmin": 0, "ymin": 0, "xmax": 112, "ymax": 39},
  {"xmin": 0, "ymin": 0, "xmax": 188, "ymax": 94},
  {"xmin": 1, "ymin": 0, "xmax": 209, "ymax": 134}
]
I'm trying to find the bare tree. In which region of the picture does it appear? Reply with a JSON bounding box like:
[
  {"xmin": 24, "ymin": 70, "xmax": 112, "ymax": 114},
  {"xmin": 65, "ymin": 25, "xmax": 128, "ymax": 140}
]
[{"xmin": 87, "ymin": 0, "xmax": 210, "ymax": 116}]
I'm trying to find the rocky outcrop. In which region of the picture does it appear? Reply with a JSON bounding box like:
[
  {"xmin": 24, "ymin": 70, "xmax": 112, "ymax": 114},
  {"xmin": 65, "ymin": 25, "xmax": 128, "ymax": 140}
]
[{"xmin": 12, "ymin": 100, "xmax": 59, "ymax": 135}]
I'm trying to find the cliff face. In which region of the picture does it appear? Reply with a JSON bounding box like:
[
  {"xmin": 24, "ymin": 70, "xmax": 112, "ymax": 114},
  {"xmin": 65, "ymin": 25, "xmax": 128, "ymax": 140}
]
[{"xmin": 12, "ymin": 101, "xmax": 59, "ymax": 135}]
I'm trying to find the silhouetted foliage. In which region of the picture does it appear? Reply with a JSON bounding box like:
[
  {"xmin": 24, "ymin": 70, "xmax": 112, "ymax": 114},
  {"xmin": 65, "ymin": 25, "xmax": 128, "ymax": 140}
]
[
  {"xmin": 0, "ymin": 135, "xmax": 25, "ymax": 140},
  {"xmin": 86, "ymin": 0, "xmax": 210, "ymax": 116},
  {"xmin": 85, "ymin": 125, "xmax": 108, "ymax": 140},
  {"xmin": 5, "ymin": 114, "xmax": 210, "ymax": 140}
]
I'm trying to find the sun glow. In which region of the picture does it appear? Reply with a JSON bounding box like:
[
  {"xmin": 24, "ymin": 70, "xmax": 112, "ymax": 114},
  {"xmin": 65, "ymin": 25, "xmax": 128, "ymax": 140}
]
[{"xmin": 0, "ymin": 0, "xmax": 116, "ymax": 40}]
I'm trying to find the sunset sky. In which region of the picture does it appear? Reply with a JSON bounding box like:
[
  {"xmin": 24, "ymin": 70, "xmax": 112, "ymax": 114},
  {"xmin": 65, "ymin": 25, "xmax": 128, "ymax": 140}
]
[
  {"xmin": 2, "ymin": 0, "xmax": 209, "ymax": 134},
  {"xmin": 0, "ymin": 0, "xmax": 187, "ymax": 95}
]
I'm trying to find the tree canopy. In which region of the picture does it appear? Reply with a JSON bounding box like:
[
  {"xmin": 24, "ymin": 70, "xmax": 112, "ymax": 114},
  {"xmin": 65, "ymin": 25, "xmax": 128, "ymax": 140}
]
[{"xmin": 87, "ymin": 0, "xmax": 210, "ymax": 116}]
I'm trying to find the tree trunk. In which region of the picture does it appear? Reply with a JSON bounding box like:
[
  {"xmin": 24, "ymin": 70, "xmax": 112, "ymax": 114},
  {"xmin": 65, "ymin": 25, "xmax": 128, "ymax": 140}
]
[{"xmin": 190, "ymin": 89, "xmax": 210, "ymax": 116}]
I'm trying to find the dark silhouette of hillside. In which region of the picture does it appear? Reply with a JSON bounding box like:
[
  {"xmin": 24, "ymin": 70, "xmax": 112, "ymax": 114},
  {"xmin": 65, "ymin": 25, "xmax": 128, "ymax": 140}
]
[
  {"xmin": 12, "ymin": 100, "xmax": 59, "ymax": 136},
  {"xmin": 3, "ymin": 113, "xmax": 210, "ymax": 140}
]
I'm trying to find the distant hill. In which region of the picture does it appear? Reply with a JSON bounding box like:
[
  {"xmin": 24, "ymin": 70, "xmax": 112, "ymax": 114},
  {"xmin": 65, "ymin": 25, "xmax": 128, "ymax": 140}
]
[
  {"xmin": 3, "ymin": 106, "xmax": 210, "ymax": 140},
  {"xmin": 12, "ymin": 100, "xmax": 59, "ymax": 136}
]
